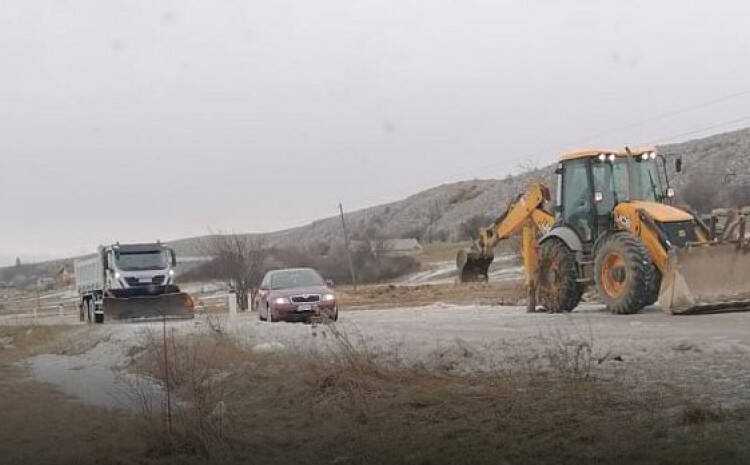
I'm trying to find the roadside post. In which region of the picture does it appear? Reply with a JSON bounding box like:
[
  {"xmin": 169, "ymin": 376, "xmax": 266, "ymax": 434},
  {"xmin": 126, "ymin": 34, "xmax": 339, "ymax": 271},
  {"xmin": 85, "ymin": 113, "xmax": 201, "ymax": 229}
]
[
  {"xmin": 227, "ymin": 291, "xmax": 237, "ymax": 317},
  {"xmin": 339, "ymin": 203, "xmax": 358, "ymax": 290}
]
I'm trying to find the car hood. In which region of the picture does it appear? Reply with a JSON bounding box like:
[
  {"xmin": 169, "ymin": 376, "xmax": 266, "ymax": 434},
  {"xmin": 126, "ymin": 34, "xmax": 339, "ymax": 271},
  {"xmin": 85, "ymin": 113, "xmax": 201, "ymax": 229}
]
[{"xmin": 269, "ymin": 286, "xmax": 331, "ymax": 298}]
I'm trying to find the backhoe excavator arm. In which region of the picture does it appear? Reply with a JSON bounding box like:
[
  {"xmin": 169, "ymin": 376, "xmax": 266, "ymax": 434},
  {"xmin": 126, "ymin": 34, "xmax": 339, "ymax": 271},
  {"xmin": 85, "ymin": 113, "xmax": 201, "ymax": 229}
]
[{"xmin": 457, "ymin": 183, "xmax": 555, "ymax": 283}]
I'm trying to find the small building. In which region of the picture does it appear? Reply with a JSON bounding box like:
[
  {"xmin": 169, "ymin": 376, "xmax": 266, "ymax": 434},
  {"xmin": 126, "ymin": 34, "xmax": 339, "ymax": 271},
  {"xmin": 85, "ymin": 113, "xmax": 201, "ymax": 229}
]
[
  {"xmin": 56, "ymin": 266, "xmax": 75, "ymax": 287},
  {"xmin": 372, "ymin": 238, "xmax": 423, "ymax": 257},
  {"xmin": 36, "ymin": 277, "xmax": 56, "ymax": 291}
]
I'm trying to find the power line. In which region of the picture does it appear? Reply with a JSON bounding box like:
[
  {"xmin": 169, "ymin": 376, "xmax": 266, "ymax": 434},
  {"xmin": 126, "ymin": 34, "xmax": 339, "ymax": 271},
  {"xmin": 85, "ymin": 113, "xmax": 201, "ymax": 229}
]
[
  {"xmin": 430, "ymin": 88, "xmax": 750, "ymax": 185},
  {"xmin": 335, "ymin": 91, "xmax": 750, "ymax": 215},
  {"xmin": 575, "ymin": 89, "xmax": 750, "ymax": 145},
  {"xmin": 649, "ymin": 116, "xmax": 750, "ymax": 145}
]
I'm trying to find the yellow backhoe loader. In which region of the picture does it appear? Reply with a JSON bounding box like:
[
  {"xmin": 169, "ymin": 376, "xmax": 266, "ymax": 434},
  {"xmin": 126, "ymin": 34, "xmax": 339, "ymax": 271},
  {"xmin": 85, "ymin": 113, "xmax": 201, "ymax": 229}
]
[{"xmin": 457, "ymin": 147, "xmax": 750, "ymax": 315}]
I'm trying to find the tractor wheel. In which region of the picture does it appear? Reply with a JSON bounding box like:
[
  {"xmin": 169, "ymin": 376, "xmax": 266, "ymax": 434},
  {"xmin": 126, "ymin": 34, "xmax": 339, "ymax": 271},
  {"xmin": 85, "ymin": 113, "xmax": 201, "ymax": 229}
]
[
  {"xmin": 644, "ymin": 265, "xmax": 661, "ymax": 307},
  {"xmin": 594, "ymin": 232, "xmax": 651, "ymax": 314},
  {"xmin": 536, "ymin": 238, "xmax": 583, "ymax": 313}
]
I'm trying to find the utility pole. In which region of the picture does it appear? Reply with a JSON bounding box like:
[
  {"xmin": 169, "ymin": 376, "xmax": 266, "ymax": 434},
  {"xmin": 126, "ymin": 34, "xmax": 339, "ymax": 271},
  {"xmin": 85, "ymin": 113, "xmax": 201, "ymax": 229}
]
[{"xmin": 339, "ymin": 203, "xmax": 358, "ymax": 290}]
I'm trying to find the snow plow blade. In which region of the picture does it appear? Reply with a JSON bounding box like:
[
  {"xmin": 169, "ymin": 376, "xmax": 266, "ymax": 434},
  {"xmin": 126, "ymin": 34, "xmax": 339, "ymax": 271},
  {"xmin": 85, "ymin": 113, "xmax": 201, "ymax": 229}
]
[
  {"xmin": 659, "ymin": 241, "xmax": 750, "ymax": 315},
  {"xmin": 457, "ymin": 249, "xmax": 494, "ymax": 282},
  {"xmin": 103, "ymin": 292, "xmax": 195, "ymax": 321}
]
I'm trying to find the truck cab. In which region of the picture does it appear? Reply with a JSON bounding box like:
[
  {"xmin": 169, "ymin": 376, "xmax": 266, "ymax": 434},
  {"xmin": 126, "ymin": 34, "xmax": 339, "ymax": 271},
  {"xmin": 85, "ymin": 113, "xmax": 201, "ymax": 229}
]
[
  {"xmin": 102, "ymin": 243, "xmax": 179, "ymax": 297},
  {"xmin": 75, "ymin": 242, "xmax": 193, "ymax": 323}
]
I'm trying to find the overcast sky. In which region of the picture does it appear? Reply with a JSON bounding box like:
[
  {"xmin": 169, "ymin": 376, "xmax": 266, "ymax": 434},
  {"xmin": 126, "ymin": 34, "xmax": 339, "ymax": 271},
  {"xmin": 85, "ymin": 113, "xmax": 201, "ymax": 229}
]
[{"xmin": 1, "ymin": 0, "xmax": 749, "ymax": 264}]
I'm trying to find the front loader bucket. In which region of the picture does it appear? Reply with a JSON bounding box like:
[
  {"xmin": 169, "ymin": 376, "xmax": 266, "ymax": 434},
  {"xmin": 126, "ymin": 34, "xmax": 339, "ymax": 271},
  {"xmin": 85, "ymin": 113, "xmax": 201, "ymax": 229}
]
[
  {"xmin": 457, "ymin": 249, "xmax": 494, "ymax": 283},
  {"xmin": 659, "ymin": 241, "xmax": 750, "ymax": 315},
  {"xmin": 103, "ymin": 292, "xmax": 195, "ymax": 322}
]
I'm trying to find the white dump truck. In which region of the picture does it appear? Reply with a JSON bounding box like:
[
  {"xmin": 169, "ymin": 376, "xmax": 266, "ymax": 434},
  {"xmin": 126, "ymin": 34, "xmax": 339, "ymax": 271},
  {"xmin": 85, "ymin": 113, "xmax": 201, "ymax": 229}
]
[{"xmin": 74, "ymin": 242, "xmax": 194, "ymax": 323}]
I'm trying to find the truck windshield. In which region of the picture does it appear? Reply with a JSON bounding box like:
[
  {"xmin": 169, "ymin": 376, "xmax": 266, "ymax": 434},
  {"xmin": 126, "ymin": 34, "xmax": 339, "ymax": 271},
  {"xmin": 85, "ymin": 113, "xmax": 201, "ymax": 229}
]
[{"xmin": 116, "ymin": 251, "xmax": 169, "ymax": 271}]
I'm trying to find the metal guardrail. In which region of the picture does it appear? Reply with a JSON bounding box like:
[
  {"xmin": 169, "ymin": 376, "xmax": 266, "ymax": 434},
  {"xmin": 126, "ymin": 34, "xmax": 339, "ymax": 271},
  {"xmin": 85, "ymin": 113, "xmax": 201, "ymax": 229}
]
[
  {"xmin": 0, "ymin": 292, "xmax": 237, "ymax": 325},
  {"xmin": 0, "ymin": 296, "xmax": 79, "ymax": 316}
]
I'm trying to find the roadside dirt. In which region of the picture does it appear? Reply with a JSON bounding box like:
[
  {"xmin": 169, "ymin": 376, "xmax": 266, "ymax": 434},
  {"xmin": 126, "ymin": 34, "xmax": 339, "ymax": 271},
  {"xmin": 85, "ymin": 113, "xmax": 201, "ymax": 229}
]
[
  {"xmin": 11, "ymin": 303, "xmax": 750, "ymax": 408},
  {"xmin": 3, "ymin": 304, "xmax": 750, "ymax": 464},
  {"xmin": 336, "ymin": 280, "xmax": 526, "ymax": 308}
]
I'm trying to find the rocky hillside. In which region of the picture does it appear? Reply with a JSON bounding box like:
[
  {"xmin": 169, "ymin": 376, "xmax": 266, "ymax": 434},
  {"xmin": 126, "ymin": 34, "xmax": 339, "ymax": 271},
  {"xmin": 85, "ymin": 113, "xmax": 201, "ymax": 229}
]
[
  {"xmin": 170, "ymin": 126, "xmax": 750, "ymax": 254},
  {"xmin": 4, "ymin": 127, "xmax": 750, "ymax": 286}
]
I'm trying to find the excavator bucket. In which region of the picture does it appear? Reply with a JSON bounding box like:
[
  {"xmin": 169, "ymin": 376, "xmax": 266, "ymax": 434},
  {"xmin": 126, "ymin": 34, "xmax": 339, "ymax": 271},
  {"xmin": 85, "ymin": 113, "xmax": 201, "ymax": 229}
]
[
  {"xmin": 457, "ymin": 249, "xmax": 494, "ymax": 282},
  {"xmin": 659, "ymin": 240, "xmax": 750, "ymax": 315},
  {"xmin": 103, "ymin": 292, "xmax": 195, "ymax": 322}
]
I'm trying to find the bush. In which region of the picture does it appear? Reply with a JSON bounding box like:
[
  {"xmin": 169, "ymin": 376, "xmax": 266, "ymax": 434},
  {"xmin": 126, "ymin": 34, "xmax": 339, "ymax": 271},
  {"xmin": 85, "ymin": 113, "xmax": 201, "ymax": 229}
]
[{"xmin": 271, "ymin": 244, "xmax": 419, "ymax": 284}]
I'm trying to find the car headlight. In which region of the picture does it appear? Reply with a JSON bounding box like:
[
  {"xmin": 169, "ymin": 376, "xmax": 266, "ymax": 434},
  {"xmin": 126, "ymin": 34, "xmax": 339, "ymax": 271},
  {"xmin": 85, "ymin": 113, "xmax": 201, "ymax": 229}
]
[
  {"xmin": 274, "ymin": 297, "xmax": 290, "ymax": 305},
  {"xmin": 322, "ymin": 294, "xmax": 336, "ymax": 302}
]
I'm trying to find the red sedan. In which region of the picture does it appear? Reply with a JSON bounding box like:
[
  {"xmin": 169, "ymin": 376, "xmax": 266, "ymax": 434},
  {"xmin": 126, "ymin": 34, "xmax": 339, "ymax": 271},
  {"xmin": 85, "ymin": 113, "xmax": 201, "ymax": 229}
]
[{"xmin": 256, "ymin": 268, "xmax": 339, "ymax": 323}]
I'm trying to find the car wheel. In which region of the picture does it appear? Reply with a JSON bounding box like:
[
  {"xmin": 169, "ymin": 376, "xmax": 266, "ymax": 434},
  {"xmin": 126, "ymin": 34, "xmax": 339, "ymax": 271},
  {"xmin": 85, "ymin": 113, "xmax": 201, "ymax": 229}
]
[
  {"xmin": 267, "ymin": 305, "xmax": 275, "ymax": 323},
  {"xmin": 332, "ymin": 306, "xmax": 339, "ymax": 322}
]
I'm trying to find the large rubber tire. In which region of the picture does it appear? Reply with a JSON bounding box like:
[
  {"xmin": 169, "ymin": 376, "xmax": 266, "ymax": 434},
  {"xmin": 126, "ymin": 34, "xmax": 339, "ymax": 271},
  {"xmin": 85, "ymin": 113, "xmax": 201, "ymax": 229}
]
[
  {"xmin": 594, "ymin": 232, "xmax": 652, "ymax": 315},
  {"xmin": 644, "ymin": 266, "xmax": 661, "ymax": 307},
  {"xmin": 537, "ymin": 238, "xmax": 584, "ymax": 313}
]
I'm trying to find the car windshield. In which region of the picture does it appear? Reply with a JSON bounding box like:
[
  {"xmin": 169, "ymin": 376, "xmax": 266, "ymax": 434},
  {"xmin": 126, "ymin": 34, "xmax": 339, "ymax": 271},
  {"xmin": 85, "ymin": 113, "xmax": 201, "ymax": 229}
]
[
  {"xmin": 116, "ymin": 251, "xmax": 168, "ymax": 271},
  {"xmin": 270, "ymin": 269, "xmax": 324, "ymax": 290}
]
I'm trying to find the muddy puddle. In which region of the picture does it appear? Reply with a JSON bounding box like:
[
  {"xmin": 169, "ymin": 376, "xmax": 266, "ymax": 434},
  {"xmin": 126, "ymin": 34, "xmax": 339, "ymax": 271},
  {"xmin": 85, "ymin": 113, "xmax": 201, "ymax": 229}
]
[{"xmin": 23, "ymin": 348, "xmax": 163, "ymax": 410}]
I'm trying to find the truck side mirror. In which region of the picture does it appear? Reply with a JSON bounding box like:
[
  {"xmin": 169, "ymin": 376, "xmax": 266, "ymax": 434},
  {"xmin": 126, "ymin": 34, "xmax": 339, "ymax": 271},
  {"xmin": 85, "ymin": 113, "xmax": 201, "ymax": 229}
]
[
  {"xmin": 102, "ymin": 254, "xmax": 109, "ymax": 271},
  {"xmin": 326, "ymin": 279, "xmax": 335, "ymax": 288},
  {"xmin": 675, "ymin": 157, "xmax": 683, "ymax": 173},
  {"xmin": 169, "ymin": 249, "xmax": 177, "ymax": 267}
]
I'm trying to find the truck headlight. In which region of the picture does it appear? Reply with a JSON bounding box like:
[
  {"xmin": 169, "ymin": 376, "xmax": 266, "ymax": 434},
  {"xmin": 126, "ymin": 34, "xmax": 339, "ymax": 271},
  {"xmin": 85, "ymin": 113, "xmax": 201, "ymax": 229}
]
[
  {"xmin": 168, "ymin": 269, "xmax": 175, "ymax": 276},
  {"xmin": 115, "ymin": 272, "xmax": 121, "ymax": 279},
  {"xmin": 322, "ymin": 294, "xmax": 335, "ymax": 302},
  {"xmin": 274, "ymin": 297, "xmax": 290, "ymax": 305}
]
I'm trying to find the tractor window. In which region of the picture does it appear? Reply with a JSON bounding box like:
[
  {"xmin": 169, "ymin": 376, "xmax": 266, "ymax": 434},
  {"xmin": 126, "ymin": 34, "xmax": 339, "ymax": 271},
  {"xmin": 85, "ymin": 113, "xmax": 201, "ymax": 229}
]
[
  {"xmin": 562, "ymin": 160, "xmax": 593, "ymax": 241},
  {"xmin": 630, "ymin": 158, "xmax": 662, "ymax": 202},
  {"xmin": 592, "ymin": 162, "xmax": 628, "ymax": 214},
  {"xmin": 592, "ymin": 160, "xmax": 629, "ymax": 215}
]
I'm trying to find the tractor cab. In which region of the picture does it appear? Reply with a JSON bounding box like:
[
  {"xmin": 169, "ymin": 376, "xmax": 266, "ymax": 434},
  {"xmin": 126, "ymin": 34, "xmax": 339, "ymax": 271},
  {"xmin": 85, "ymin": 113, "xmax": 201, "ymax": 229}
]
[{"xmin": 556, "ymin": 147, "xmax": 674, "ymax": 245}]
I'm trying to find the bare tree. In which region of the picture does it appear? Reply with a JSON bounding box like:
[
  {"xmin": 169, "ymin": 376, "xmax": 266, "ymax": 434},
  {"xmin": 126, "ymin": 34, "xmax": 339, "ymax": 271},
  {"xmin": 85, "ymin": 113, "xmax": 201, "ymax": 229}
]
[
  {"xmin": 460, "ymin": 213, "xmax": 494, "ymax": 241},
  {"xmin": 425, "ymin": 199, "xmax": 444, "ymax": 243},
  {"xmin": 681, "ymin": 176, "xmax": 719, "ymax": 214},
  {"xmin": 200, "ymin": 233, "xmax": 267, "ymax": 311}
]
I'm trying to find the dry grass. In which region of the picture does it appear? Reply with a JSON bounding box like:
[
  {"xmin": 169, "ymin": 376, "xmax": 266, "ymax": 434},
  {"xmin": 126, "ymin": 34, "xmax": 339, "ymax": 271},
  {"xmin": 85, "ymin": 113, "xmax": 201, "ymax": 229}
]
[
  {"xmin": 1, "ymin": 322, "xmax": 749, "ymax": 465},
  {"xmin": 115, "ymin": 327, "xmax": 750, "ymax": 465},
  {"xmin": 0, "ymin": 324, "xmax": 82, "ymax": 358}
]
